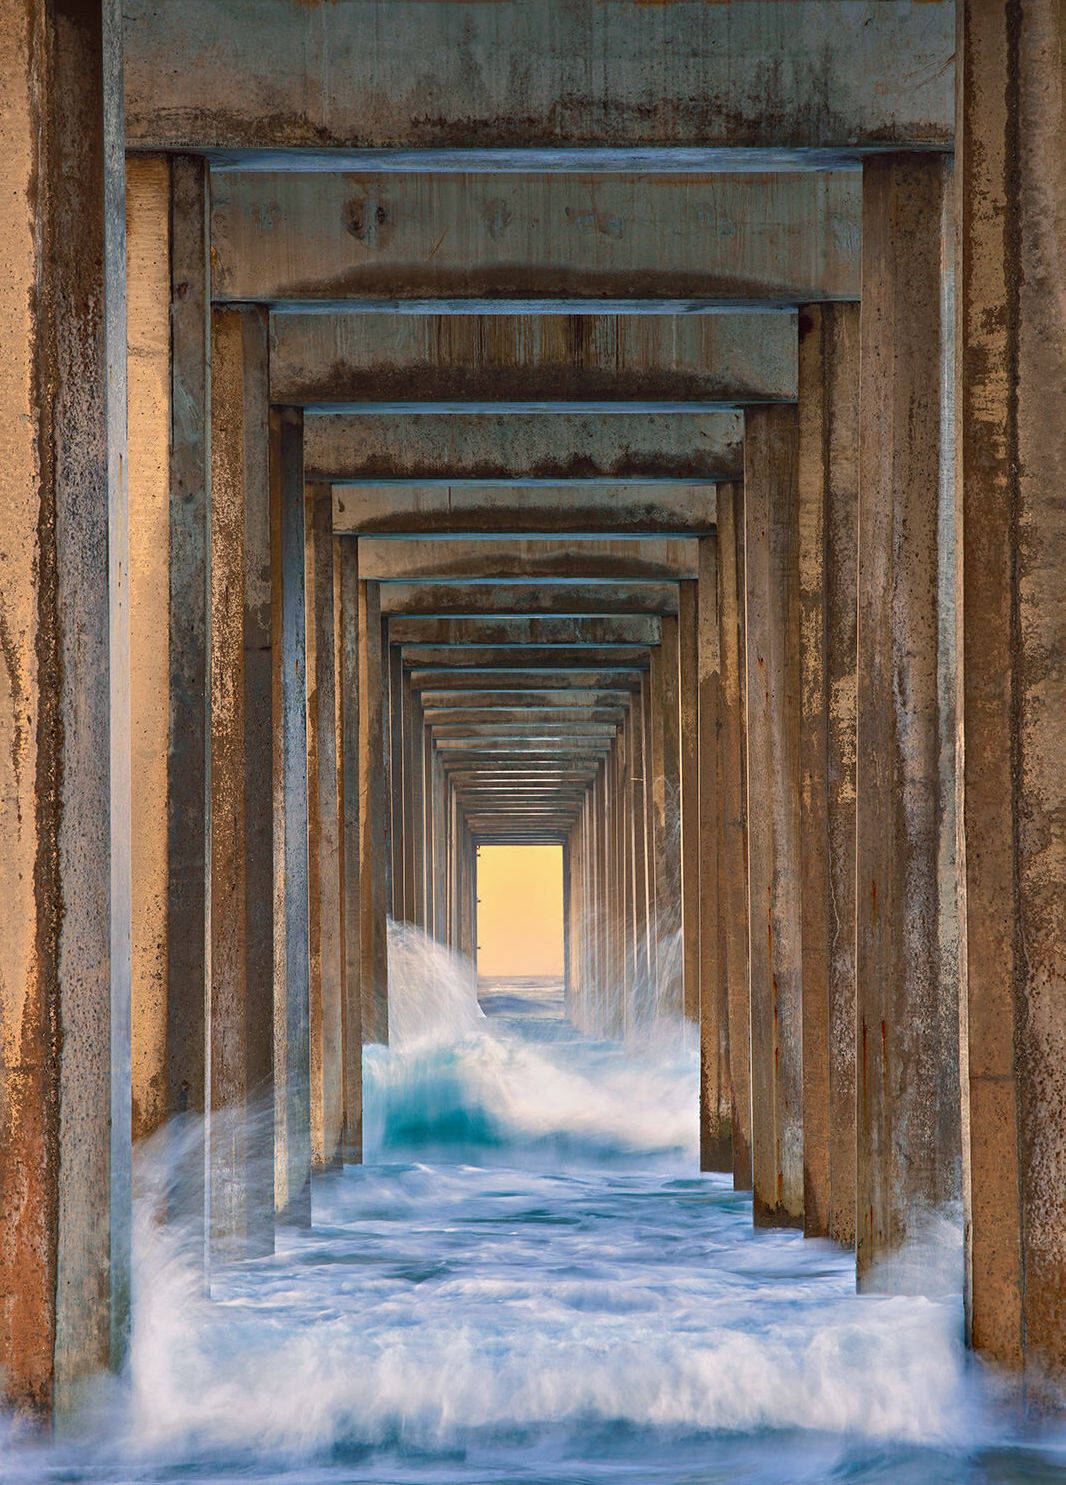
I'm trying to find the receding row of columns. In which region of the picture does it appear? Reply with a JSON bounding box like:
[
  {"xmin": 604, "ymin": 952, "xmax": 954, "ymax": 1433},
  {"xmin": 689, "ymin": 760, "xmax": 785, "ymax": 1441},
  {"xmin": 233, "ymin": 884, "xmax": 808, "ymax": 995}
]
[{"xmin": 4, "ymin": 0, "xmax": 1066, "ymax": 1421}]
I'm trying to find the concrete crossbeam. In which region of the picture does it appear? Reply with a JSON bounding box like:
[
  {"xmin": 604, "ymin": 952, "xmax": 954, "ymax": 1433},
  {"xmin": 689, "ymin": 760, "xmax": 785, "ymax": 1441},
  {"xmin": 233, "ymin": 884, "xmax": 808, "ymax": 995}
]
[
  {"xmin": 423, "ymin": 709, "xmax": 626, "ymax": 726},
  {"xmin": 388, "ymin": 617, "xmax": 661, "ymax": 646},
  {"xmin": 272, "ymin": 313, "xmax": 796, "ymax": 406},
  {"xmin": 402, "ymin": 646, "xmax": 650, "ymax": 669},
  {"xmin": 211, "ymin": 173, "xmax": 859, "ymax": 307},
  {"xmin": 361, "ymin": 537, "xmax": 698, "ymax": 583},
  {"xmin": 307, "ymin": 412, "xmax": 741, "ymax": 482},
  {"xmin": 125, "ymin": 3, "xmax": 952, "ymax": 154},
  {"xmin": 408, "ymin": 670, "xmax": 643, "ymax": 691},
  {"xmin": 380, "ymin": 582, "xmax": 679, "ymax": 617},
  {"xmin": 421, "ymin": 690, "xmax": 632, "ymax": 710},
  {"xmin": 336, "ymin": 484, "xmax": 717, "ymax": 536}
]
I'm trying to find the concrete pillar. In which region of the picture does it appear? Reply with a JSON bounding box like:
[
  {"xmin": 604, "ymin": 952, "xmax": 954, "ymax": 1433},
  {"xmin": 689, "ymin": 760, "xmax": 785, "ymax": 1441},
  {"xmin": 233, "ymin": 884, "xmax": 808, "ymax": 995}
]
[
  {"xmin": 306, "ymin": 482, "xmax": 344, "ymax": 1170},
  {"xmin": 660, "ymin": 615, "xmax": 684, "ymax": 1019},
  {"xmin": 698, "ymin": 539, "xmax": 731, "ymax": 1172},
  {"xmin": 796, "ymin": 302, "xmax": 860, "ymax": 1245},
  {"xmin": 715, "ymin": 483, "xmax": 752, "ymax": 1192},
  {"xmin": 359, "ymin": 579, "xmax": 389, "ymax": 1042},
  {"xmin": 679, "ymin": 581, "xmax": 701, "ymax": 1026},
  {"xmin": 127, "ymin": 156, "xmax": 171, "ymax": 1147},
  {"xmin": 628, "ymin": 682, "xmax": 652, "ymax": 1000},
  {"xmin": 0, "ymin": 0, "xmax": 129, "ymax": 1417},
  {"xmin": 270, "ymin": 405, "xmax": 311, "ymax": 1226},
  {"xmin": 388, "ymin": 643, "xmax": 405, "ymax": 920},
  {"xmin": 167, "ymin": 154, "xmax": 211, "ymax": 1237},
  {"xmin": 856, "ymin": 155, "xmax": 957, "ymax": 1282},
  {"xmin": 337, "ymin": 538, "xmax": 363, "ymax": 1161},
  {"xmin": 745, "ymin": 405, "xmax": 803, "ymax": 1229},
  {"xmin": 958, "ymin": 0, "xmax": 1066, "ymax": 1383},
  {"xmin": 209, "ymin": 304, "xmax": 273, "ymax": 1259}
]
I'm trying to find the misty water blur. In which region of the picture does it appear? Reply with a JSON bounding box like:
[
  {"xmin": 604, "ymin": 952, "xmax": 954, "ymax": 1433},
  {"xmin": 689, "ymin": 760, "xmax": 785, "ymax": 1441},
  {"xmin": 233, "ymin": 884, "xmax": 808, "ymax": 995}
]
[{"xmin": 2, "ymin": 921, "xmax": 1066, "ymax": 1483}]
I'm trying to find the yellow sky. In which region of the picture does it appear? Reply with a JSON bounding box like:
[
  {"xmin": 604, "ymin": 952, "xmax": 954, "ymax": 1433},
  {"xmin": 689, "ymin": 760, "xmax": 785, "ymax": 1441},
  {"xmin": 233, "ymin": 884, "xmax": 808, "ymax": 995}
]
[{"xmin": 476, "ymin": 845, "xmax": 564, "ymax": 977}]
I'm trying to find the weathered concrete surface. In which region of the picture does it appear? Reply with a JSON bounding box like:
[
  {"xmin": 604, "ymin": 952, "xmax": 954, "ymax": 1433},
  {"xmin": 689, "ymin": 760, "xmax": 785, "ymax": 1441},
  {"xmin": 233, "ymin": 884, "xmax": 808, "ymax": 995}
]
[
  {"xmin": 856, "ymin": 155, "xmax": 956, "ymax": 1284},
  {"xmin": 796, "ymin": 302, "xmax": 859, "ymax": 1246},
  {"xmin": 423, "ymin": 690, "xmax": 632, "ymax": 711},
  {"xmin": 125, "ymin": 1, "xmax": 952, "ymax": 153},
  {"xmin": 361, "ymin": 537, "xmax": 698, "ymax": 584},
  {"xmin": 409, "ymin": 670, "xmax": 643, "ymax": 692},
  {"xmin": 390, "ymin": 616, "xmax": 661, "ymax": 647},
  {"xmin": 272, "ymin": 313, "xmax": 794, "ymax": 407},
  {"xmin": 337, "ymin": 540, "xmax": 363, "ymax": 1158},
  {"xmin": 0, "ymin": 0, "xmax": 129, "ymax": 1416},
  {"xmin": 239, "ymin": 308, "xmax": 276, "ymax": 1255},
  {"xmin": 209, "ymin": 307, "xmax": 250, "ymax": 1259},
  {"xmin": 423, "ymin": 707, "xmax": 627, "ymax": 726},
  {"xmin": 697, "ymin": 540, "xmax": 731, "ymax": 1172},
  {"xmin": 359, "ymin": 581, "xmax": 389, "ymax": 1043},
  {"xmin": 307, "ymin": 412, "xmax": 741, "ymax": 482},
  {"xmin": 335, "ymin": 484, "xmax": 717, "ymax": 537},
  {"xmin": 212, "ymin": 173, "xmax": 859, "ymax": 307},
  {"xmin": 167, "ymin": 156, "xmax": 211, "ymax": 1244},
  {"xmin": 745, "ymin": 406, "xmax": 804, "ymax": 1229},
  {"xmin": 306, "ymin": 485, "xmax": 344, "ymax": 1171},
  {"xmin": 403, "ymin": 646, "xmax": 650, "ymax": 670},
  {"xmin": 127, "ymin": 156, "xmax": 171, "ymax": 1146},
  {"xmin": 380, "ymin": 582, "xmax": 679, "ymax": 617},
  {"xmin": 271, "ymin": 406, "xmax": 312, "ymax": 1226},
  {"xmin": 959, "ymin": 0, "xmax": 1066, "ymax": 1386},
  {"xmin": 679, "ymin": 582, "xmax": 701, "ymax": 1025}
]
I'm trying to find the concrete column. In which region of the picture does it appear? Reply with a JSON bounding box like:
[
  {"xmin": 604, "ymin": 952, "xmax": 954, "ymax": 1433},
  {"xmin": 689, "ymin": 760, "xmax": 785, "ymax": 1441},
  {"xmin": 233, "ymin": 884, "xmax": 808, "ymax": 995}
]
[
  {"xmin": 127, "ymin": 156, "xmax": 171, "ymax": 1147},
  {"xmin": 628, "ymin": 683, "xmax": 652, "ymax": 1000},
  {"xmin": 270, "ymin": 405, "xmax": 311, "ymax": 1226},
  {"xmin": 679, "ymin": 582, "xmax": 701, "ymax": 1026},
  {"xmin": 337, "ymin": 538, "xmax": 363, "ymax": 1161},
  {"xmin": 958, "ymin": 0, "xmax": 1066, "ymax": 1383},
  {"xmin": 388, "ymin": 643, "xmax": 404, "ymax": 920},
  {"xmin": 797, "ymin": 303, "xmax": 860, "ymax": 1244},
  {"xmin": 698, "ymin": 538, "xmax": 731, "ymax": 1172},
  {"xmin": 659, "ymin": 615, "xmax": 684, "ymax": 1019},
  {"xmin": 641, "ymin": 670, "xmax": 660, "ymax": 1011},
  {"xmin": 716, "ymin": 482, "xmax": 752, "ymax": 1191},
  {"xmin": 306, "ymin": 483, "xmax": 344, "ymax": 1170},
  {"xmin": 359, "ymin": 579, "xmax": 389, "ymax": 1042},
  {"xmin": 856, "ymin": 155, "xmax": 957, "ymax": 1282},
  {"xmin": 209, "ymin": 304, "xmax": 273, "ymax": 1259},
  {"xmin": 745, "ymin": 405, "xmax": 803, "ymax": 1229},
  {"xmin": 167, "ymin": 155, "xmax": 211, "ymax": 1237},
  {"xmin": 0, "ymin": 0, "xmax": 129, "ymax": 1417}
]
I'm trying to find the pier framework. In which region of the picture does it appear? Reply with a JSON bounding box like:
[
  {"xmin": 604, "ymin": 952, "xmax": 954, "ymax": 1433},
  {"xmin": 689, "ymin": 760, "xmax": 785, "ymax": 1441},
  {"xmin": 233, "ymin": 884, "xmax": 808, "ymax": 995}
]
[{"xmin": 2, "ymin": 0, "xmax": 1065, "ymax": 1417}]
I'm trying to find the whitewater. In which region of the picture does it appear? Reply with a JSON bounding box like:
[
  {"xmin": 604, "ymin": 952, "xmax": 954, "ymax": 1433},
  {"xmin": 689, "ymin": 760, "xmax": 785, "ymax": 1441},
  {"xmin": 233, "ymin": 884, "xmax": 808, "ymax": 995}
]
[{"xmin": 3, "ymin": 924, "xmax": 1066, "ymax": 1483}]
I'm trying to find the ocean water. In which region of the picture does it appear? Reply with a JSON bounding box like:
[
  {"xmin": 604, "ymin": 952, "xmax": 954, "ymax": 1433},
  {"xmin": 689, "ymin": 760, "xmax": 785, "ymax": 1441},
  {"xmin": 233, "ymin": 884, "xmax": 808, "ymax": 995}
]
[{"xmin": 3, "ymin": 926, "xmax": 1066, "ymax": 1484}]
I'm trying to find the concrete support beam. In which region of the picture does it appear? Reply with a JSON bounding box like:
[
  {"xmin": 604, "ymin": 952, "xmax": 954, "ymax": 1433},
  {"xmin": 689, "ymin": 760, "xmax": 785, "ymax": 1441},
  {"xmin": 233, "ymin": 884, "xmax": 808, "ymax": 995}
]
[
  {"xmin": 697, "ymin": 540, "xmax": 730, "ymax": 1171},
  {"xmin": 715, "ymin": 482, "xmax": 751, "ymax": 1190},
  {"xmin": 745, "ymin": 406, "xmax": 803, "ymax": 1228},
  {"xmin": 365, "ymin": 534, "xmax": 700, "ymax": 579},
  {"xmin": 308, "ymin": 412, "xmax": 741, "ymax": 483},
  {"xmin": 958, "ymin": 0, "xmax": 1066, "ymax": 1383},
  {"xmin": 856, "ymin": 155, "xmax": 956, "ymax": 1282},
  {"xmin": 274, "ymin": 313, "xmax": 795, "ymax": 407},
  {"xmin": 381, "ymin": 582, "xmax": 679, "ymax": 618},
  {"xmin": 0, "ymin": 0, "xmax": 129, "ymax": 1417},
  {"xmin": 167, "ymin": 156, "xmax": 211, "ymax": 1239},
  {"xmin": 409, "ymin": 670, "xmax": 643, "ymax": 693},
  {"xmin": 359, "ymin": 580, "xmax": 389, "ymax": 1042},
  {"xmin": 271, "ymin": 406, "xmax": 312, "ymax": 1225},
  {"xmin": 127, "ymin": 1, "xmax": 953, "ymax": 153},
  {"xmin": 127, "ymin": 156, "xmax": 171, "ymax": 1147},
  {"xmin": 306, "ymin": 483, "xmax": 344, "ymax": 1170},
  {"xmin": 209, "ymin": 304, "xmax": 274, "ymax": 1258},
  {"xmin": 404, "ymin": 646, "xmax": 651, "ymax": 670},
  {"xmin": 796, "ymin": 302, "xmax": 859, "ymax": 1245},
  {"xmin": 212, "ymin": 173, "xmax": 861, "ymax": 308},
  {"xmin": 336, "ymin": 485, "xmax": 717, "ymax": 538},
  {"xmin": 390, "ymin": 617, "xmax": 661, "ymax": 646},
  {"xmin": 337, "ymin": 539, "xmax": 363, "ymax": 1158},
  {"xmin": 679, "ymin": 581, "xmax": 700, "ymax": 1024}
]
